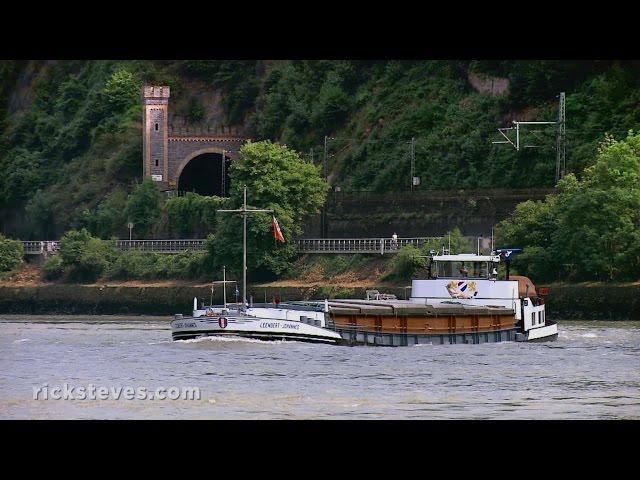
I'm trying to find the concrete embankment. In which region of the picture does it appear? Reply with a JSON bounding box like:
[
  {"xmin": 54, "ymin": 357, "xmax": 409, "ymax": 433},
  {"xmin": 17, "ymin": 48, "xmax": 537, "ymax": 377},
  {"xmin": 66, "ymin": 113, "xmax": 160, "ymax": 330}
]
[{"xmin": 0, "ymin": 282, "xmax": 638, "ymax": 320}]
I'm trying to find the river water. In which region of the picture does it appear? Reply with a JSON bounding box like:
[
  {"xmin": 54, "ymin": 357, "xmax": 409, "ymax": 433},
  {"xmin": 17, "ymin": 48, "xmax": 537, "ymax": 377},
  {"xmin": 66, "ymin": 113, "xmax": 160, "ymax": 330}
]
[{"xmin": 1, "ymin": 315, "xmax": 638, "ymax": 419}]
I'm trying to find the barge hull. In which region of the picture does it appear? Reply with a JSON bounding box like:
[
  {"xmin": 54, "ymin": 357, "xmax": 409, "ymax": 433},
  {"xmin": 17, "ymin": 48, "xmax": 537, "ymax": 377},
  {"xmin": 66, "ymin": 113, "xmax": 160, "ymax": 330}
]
[
  {"xmin": 172, "ymin": 330, "xmax": 342, "ymax": 345},
  {"xmin": 334, "ymin": 327, "xmax": 518, "ymax": 346}
]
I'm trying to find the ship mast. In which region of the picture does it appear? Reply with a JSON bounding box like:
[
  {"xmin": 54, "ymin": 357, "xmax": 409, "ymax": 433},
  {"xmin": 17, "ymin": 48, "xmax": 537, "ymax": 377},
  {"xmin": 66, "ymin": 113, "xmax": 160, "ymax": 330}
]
[{"xmin": 217, "ymin": 185, "xmax": 272, "ymax": 307}]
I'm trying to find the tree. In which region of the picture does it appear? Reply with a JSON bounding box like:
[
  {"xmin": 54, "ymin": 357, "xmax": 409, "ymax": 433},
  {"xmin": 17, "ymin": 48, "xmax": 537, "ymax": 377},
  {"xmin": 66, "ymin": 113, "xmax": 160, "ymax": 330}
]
[
  {"xmin": 208, "ymin": 141, "xmax": 328, "ymax": 279},
  {"xmin": 0, "ymin": 235, "xmax": 23, "ymax": 272},
  {"xmin": 58, "ymin": 228, "xmax": 117, "ymax": 282},
  {"xmin": 91, "ymin": 189, "xmax": 128, "ymax": 238},
  {"xmin": 101, "ymin": 69, "xmax": 140, "ymax": 112},
  {"xmin": 166, "ymin": 193, "xmax": 229, "ymax": 238},
  {"xmin": 125, "ymin": 180, "xmax": 163, "ymax": 239},
  {"xmin": 496, "ymin": 131, "xmax": 640, "ymax": 282},
  {"xmin": 552, "ymin": 132, "xmax": 640, "ymax": 280}
]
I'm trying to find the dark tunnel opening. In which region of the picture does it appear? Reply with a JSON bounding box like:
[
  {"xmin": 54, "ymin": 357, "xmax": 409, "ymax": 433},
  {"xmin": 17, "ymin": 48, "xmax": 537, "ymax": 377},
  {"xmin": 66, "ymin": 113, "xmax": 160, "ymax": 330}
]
[{"xmin": 177, "ymin": 153, "xmax": 231, "ymax": 197}]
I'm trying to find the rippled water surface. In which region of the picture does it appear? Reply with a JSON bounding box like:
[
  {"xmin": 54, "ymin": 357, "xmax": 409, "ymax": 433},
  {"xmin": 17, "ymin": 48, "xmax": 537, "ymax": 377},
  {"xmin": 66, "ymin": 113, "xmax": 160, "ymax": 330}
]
[{"xmin": 1, "ymin": 315, "xmax": 638, "ymax": 419}]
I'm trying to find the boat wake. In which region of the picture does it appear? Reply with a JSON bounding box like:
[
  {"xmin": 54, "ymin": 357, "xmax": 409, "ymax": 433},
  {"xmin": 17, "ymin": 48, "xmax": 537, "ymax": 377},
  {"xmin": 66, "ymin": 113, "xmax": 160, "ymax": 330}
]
[{"xmin": 175, "ymin": 335, "xmax": 290, "ymax": 346}]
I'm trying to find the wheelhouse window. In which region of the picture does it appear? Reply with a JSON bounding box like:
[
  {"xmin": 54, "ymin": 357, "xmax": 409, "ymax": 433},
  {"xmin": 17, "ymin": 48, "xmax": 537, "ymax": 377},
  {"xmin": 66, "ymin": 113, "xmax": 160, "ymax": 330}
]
[{"xmin": 434, "ymin": 261, "xmax": 490, "ymax": 279}]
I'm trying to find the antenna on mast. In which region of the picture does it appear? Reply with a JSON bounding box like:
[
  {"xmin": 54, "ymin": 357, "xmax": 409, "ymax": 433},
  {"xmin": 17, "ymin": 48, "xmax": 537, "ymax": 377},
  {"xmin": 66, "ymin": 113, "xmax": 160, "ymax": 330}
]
[
  {"xmin": 555, "ymin": 92, "xmax": 566, "ymax": 183},
  {"xmin": 492, "ymin": 92, "xmax": 566, "ymax": 183},
  {"xmin": 217, "ymin": 185, "xmax": 273, "ymax": 308}
]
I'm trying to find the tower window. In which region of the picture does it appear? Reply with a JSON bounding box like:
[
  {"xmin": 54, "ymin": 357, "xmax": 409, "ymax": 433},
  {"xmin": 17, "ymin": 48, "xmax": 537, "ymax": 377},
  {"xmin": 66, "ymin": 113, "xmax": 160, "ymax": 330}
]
[
  {"xmin": 155, "ymin": 159, "xmax": 159, "ymax": 167},
  {"xmin": 155, "ymin": 123, "xmax": 159, "ymax": 131}
]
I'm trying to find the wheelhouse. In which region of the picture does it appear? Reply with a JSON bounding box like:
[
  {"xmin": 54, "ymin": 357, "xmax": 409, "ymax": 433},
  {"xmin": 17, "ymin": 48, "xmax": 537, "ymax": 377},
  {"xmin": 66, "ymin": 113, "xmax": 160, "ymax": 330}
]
[{"xmin": 428, "ymin": 254, "xmax": 501, "ymax": 280}]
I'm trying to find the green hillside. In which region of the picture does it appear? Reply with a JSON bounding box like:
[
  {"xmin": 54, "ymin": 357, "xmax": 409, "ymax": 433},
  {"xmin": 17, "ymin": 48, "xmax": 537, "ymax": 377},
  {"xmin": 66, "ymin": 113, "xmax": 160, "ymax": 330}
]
[{"xmin": 1, "ymin": 60, "xmax": 639, "ymax": 239}]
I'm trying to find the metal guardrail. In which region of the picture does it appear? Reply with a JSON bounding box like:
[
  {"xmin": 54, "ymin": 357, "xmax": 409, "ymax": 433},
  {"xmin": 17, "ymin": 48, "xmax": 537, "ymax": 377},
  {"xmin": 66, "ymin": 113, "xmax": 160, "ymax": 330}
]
[
  {"xmin": 21, "ymin": 239, "xmax": 207, "ymax": 255},
  {"xmin": 23, "ymin": 237, "xmax": 453, "ymax": 256},
  {"xmin": 296, "ymin": 237, "xmax": 443, "ymax": 254},
  {"xmin": 113, "ymin": 239, "xmax": 207, "ymax": 253}
]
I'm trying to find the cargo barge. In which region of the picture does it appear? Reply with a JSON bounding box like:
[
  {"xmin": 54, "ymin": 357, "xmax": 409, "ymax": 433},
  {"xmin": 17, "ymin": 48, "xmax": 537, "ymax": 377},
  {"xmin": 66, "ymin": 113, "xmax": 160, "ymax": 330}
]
[
  {"xmin": 171, "ymin": 252, "xmax": 557, "ymax": 345},
  {"xmin": 171, "ymin": 187, "xmax": 557, "ymax": 345}
]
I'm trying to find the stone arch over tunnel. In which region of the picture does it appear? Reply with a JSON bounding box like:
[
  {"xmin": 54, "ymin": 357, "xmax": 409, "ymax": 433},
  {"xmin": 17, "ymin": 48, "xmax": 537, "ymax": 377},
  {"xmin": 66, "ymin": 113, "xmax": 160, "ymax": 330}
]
[{"xmin": 176, "ymin": 148, "xmax": 232, "ymax": 196}]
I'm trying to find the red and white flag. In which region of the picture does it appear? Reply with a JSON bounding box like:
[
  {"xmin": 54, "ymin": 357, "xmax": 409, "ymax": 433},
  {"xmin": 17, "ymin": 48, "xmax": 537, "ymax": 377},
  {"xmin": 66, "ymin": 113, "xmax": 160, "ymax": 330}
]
[{"xmin": 272, "ymin": 216, "xmax": 285, "ymax": 243}]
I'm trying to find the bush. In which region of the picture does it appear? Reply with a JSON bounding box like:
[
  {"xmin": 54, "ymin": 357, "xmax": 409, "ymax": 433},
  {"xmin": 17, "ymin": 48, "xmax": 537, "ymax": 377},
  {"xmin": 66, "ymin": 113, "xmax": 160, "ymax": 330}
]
[
  {"xmin": 167, "ymin": 251, "xmax": 204, "ymax": 279},
  {"xmin": 166, "ymin": 193, "xmax": 228, "ymax": 238},
  {"xmin": 59, "ymin": 228, "xmax": 117, "ymax": 282},
  {"xmin": 42, "ymin": 255, "xmax": 64, "ymax": 280},
  {"xmin": 383, "ymin": 245, "xmax": 426, "ymax": 281},
  {"xmin": 104, "ymin": 249, "xmax": 204, "ymax": 281},
  {"xmin": 0, "ymin": 235, "xmax": 23, "ymax": 272}
]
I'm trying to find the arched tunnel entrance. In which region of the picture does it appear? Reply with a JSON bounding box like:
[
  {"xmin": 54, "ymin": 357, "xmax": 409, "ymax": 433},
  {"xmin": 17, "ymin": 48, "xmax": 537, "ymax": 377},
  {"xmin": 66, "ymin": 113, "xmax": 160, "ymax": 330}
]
[{"xmin": 177, "ymin": 153, "xmax": 231, "ymax": 197}]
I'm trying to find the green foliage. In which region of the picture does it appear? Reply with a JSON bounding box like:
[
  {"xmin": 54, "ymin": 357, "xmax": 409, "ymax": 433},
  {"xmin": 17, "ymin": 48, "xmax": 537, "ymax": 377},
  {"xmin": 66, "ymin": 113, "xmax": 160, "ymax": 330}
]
[
  {"xmin": 496, "ymin": 131, "xmax": 640, "ymax": 282},
  {"xmin": 252, "ymin": 61, "xmax": 365, "ymax": 144},
  {"xmin": 58, "ymin": 228, "xmax": 117, "ymax": 282},
  {"xmin": 165, "ymin": 193, "xmax": 228, "ymax": 238},
  {"xmin": 383, "ymin": 228, "xmax": 472, "ymax": 281},
  {"xmin": 42, "ymin": 255, "xmax": 64, "ymax": 280},
  {"xmin": 293, "ymin": 254, "xmax": 369, "ymax": 281},
  {"xmin": 2, "ymin": 59, "xmax": 639, "ymax": 253},
  {"xmin": 383, "ymin": 245, "xmax": 426, "ymax": 281},
  {"xmin": 420, "ymin": 227, "xmax": 472, "ymax": 255},
  {"xmin": 186, "ymin": 97, "xmax": 205, "ymax": 123},
  {"xmin": 182, "ymin": 61, "xmax": 260, "ymax": 124},
  {"xmin": 0, "ymin": 234, "xmax": 23, "ymax": 272},
  {"xmin": 104, "ymin": 249, "xmax": 204, "ymax": 281},
  {"xmin": 0, "ymin": 61, "xmax": 144, "ymax": 238},
  {"xmin": 207, "ymin": 141, "xmax": 328, "ymax": 279},
  {"xmin": 101, "ymin": 69, "xmax": 141, "ymax": 112},
  {"xmin": 91, "ymin": 189, "xmax": 128, "ymax": 238},
  {"xmin": 52, "ymin": 227, "xmax": 206, "ymax": 282},
  {"xmin": 25, "ymin": 189, "xmax": 56, "ymax": 239},
  {"xmin": 125, "ymin": 180, "xmax": 163, "ymax": 238}
]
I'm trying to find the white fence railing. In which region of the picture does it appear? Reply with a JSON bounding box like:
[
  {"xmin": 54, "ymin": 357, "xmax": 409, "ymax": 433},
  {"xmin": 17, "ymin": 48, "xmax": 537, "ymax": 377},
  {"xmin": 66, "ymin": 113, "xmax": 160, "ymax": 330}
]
[
  {"xmin": 22, "ymin": 239, "xmax": 207, "ymax": 255},
  {"xmin": 23, "ymin": 237, "xmax": 459, "ymax": 256},
  {"xmin": 22, "ymin": 241, "xmax": 59, "ymax": 255},
  {"xmin": 296, "ymin": 237, "xmax": 443, "ymax": 254},
  {"xmin": 113, "ymin": 239, "xmax": 207, "ymax": 253}
]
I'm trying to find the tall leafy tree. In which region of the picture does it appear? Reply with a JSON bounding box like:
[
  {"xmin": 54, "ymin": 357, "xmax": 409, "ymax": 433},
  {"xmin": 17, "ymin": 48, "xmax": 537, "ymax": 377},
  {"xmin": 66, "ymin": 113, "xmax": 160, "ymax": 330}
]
[
  {"xmin": 125, "ymin": 180, "xmax": 163, "ymax": 239},
  {"xmin": 208, "ymin": 140, "xmax": 328, "ymax": 279},
  {"xmin": 497, "ymin": 131, "xmax": 640, "ymax": 281}
]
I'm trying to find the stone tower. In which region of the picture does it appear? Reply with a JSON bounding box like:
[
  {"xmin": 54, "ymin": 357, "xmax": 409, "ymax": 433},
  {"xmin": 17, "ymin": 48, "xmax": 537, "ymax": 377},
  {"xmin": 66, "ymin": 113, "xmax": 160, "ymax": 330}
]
[{"xmin": 142, "ymin": 86, "xmax": 170, "ymax": 189}]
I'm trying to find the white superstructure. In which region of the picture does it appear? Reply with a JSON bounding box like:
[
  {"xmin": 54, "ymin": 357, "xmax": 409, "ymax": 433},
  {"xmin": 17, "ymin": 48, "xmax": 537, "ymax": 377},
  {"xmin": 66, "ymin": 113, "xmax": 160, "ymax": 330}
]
[{"xmin": 410, "ymin": 253, "xmax": 557, "ymax": 342}]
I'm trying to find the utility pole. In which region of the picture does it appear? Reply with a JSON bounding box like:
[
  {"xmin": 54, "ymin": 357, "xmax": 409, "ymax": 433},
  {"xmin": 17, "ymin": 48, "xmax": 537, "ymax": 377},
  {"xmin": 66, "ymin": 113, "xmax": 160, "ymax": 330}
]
[
  {"xmin": 556, "ymin": 92, "xmax": 566, "ymax": 183},
  {"xmin": 221, "ymin": 150, "xmax": 226, "ymax": 197},
  {"xmin": 223, "ymin": 265, "xmax": 226, "ymax": 308},
  {"xmin": 321, "ymin": 135, "xmax": 329, "ymax": 238},
  {"xmin": 410, "ymin": 137, "xmax": 416, "ymax": 191},
  {"xmin": 492, "ymin": 92, "xmax": 566, "ymax": 184},
  {"xmin": 217, "ymin": 186, "xmax": 272, "ymax": 307},
  {"xmin": 323, "ymin": 135, "xmax": 328, "ymax": 181}
]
